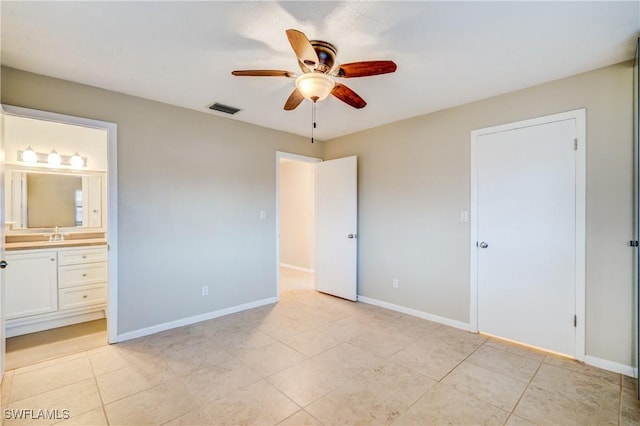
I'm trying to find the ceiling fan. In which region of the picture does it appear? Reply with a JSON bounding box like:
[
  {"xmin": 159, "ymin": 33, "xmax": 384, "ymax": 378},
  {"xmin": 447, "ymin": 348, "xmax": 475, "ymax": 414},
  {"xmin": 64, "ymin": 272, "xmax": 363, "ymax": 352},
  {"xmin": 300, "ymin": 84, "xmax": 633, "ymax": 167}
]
[{"xmin": 231, "ymin": 29, "xmax": 397, "ymax": 110}]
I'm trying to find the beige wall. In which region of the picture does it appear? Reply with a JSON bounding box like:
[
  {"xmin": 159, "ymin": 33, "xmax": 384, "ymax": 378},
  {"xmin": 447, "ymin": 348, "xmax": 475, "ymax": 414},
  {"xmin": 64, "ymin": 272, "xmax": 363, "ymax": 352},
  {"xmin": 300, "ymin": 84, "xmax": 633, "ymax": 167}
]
[
  {"xmin": 2, "ymin": 62, "xmax": 635, "ymax": 368},
  {"xmin": 279, "ymin": 160, "xmax": 315, "ymax": 271},
  {"xmin": 1, "ymin": 67, "xmax": 323, "ymax": 334},
  {"xmin": 324, "ymin": 61, "xmax": 635, "ymax": 367}
]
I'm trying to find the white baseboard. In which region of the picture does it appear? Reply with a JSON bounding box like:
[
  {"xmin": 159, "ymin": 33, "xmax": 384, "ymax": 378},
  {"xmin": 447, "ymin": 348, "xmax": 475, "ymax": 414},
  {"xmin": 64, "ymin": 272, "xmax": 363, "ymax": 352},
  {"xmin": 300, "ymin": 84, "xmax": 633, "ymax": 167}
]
[
  {"xmin": 115, "ymin": 297, "xmax": 278, "ymax": 342},
  {"xmin": 280, "ymin": 263, "xmax": 314, "ymax": 274},
  {"xmin": 357, "ymin": 296, "xmax": 637, "ymax": 378},
  {"xmin": 584, "ymin": 355, "xmax": 636, "ymax": 378},
  {"xmin": 356, "ymin": 295, "xmax": 472, "ymax": 332}
]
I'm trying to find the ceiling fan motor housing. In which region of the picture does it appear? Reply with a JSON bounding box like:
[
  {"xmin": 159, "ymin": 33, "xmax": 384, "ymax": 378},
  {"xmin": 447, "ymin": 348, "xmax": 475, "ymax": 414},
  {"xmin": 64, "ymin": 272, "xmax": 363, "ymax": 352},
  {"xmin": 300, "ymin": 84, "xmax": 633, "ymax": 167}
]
[{"xmin": 309, "ymin": 40, "xmax": 337, "ymax": 73}]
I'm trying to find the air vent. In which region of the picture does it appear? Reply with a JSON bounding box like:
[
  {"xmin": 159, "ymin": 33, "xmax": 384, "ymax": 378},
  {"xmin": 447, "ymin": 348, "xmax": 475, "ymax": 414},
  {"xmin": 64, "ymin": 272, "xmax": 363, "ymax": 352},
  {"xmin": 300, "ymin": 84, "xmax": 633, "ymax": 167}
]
[{"xmin": 208, "ymin": 102, "xmax": 241, "ymax": 115}]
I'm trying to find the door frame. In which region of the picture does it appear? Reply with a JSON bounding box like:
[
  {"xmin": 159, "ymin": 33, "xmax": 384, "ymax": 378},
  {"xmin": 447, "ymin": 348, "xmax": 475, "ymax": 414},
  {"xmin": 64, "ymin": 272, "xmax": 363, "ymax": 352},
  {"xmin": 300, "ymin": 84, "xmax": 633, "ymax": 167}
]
[
  {"xmin": 469, "ymin": 109, "xmax": 586, "ymax": 361},
  {"xmin": 275, "ymin": 151, "xmax": 321, "ymax": 298},
  {"xmin": 1, "ymin": 108, "xmax": 6, "ymax": 381},
  {"xmin": 1, "ymin": 105, "xmax": 118, "ymax": 344}
]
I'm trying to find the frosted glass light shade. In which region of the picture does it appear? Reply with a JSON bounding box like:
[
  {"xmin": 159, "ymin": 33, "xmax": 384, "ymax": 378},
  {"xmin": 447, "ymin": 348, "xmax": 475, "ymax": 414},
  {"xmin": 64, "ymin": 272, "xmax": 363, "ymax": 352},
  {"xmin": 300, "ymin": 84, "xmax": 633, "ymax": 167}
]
[
  {"xmin": 70, "ymin": 152, "xmax": 84, "ymax": 168},
  {"xmin": 295, "ymin": 73, "xmax": 335, "ymax": 102},
  {"xmin": 21, "ymin": 146, "xmax": 37, "ymax": 163},
  {"xmin": 47, "ymin": 149, "xmax": 62, "ymax": 166}
]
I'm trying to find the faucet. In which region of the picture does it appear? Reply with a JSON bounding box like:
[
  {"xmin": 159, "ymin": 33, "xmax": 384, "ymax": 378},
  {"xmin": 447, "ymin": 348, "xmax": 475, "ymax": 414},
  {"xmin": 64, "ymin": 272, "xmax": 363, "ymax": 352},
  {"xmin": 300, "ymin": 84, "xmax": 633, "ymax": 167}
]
[{"xmin": 48, "ymin": 226, "xmax": 64, "ymax": 242}]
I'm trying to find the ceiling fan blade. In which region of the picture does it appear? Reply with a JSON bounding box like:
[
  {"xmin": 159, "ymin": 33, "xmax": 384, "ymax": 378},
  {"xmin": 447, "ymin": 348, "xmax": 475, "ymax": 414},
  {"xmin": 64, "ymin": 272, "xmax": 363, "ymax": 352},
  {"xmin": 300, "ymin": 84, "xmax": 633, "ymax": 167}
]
[
  {"xmin": 231, "ymin": 70, "xmax": 296, "ymax": 78},
  {"xmin": 332, "ymin": 60, "xmax": 397, "ymax": 78},
  {"xmin": 284, "ymin": 88, "xmax": 305, "ymax": 111},
  {"xmin": 286, "ymin": 29, "xmax": 319, "ymax": 71},
  {"xmin": 331, "ymin": 83, "xmax": 366, "ymax": 109}
]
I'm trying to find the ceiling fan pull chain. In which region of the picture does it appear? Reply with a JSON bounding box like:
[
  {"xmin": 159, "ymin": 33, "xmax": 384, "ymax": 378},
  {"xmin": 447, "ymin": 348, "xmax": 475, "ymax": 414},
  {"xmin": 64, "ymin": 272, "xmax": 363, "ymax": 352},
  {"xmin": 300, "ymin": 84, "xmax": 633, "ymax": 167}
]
[{"xmin": 311, "ymin": 101, "xmax": 317, "ymax": 144}]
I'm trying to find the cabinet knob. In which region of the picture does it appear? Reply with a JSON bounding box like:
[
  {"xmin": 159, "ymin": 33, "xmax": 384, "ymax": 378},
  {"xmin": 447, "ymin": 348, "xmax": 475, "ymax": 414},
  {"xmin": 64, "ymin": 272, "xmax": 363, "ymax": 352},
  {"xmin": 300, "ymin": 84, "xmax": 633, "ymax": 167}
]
[
  {"xmin": 82, "ymin": 295, "xmax": 88, "ymax": 299},
  {"xmin": 50, "ymin": 258, "xmax": 55, "ymax": 261},
  {"xmin": 0, "ymin": 260, "xmax": 7, "ymax": 269},
  {"xmin": 82, "ymin": 273, "xmax": 88, "ymax": 277},
  {"xmin": 82, "ymin": 255, "xmax": 87, "ymax": 259}
]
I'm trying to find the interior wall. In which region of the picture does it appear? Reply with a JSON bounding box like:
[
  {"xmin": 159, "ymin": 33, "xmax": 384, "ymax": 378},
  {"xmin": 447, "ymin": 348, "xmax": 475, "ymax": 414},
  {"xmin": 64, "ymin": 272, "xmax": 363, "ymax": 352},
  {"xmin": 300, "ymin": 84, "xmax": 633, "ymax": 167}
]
[
  {"xmin": 0, "ymin": 67, "xmax": 323, "ymax": 335},
  {"xmin": 279, "ymin": 160, "xmax": 315, "ymax": 271},
  {"xmin": 324, "ymin": 61, "xmax": 635, "ymax": 367}
]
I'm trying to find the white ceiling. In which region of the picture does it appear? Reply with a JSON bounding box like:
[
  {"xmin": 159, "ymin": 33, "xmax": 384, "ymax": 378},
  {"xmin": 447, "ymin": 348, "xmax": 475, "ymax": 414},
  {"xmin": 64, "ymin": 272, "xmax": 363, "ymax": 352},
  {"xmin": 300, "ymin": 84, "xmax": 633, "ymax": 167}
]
[{"xmin": 1, "ymin": 1, "xmax": 638, "ymax": 141}]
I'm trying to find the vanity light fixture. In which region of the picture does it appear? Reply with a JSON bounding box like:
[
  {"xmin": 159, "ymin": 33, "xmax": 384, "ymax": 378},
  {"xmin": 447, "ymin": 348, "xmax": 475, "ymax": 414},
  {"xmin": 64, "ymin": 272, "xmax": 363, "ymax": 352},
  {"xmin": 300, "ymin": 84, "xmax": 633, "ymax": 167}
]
[
  {"xmin": 47, "ymin": 149, "xmax": 62, "ymax": 166},
  {"xmin": 21, "ymin": 146, "xmax": 37, "ymax": 163},
  {"xmin": 70, "ymin": 152, "xmax": 84, "ymax": 168},
  {"xmin": 18, "ymin": 147, "xmax": 87, "ymax": 168}
]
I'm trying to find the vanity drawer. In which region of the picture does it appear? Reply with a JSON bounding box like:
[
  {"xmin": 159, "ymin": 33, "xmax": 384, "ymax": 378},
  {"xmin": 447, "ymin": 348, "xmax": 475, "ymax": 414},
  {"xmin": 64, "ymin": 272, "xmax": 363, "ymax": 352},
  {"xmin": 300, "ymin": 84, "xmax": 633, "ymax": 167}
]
[
  {"xmin": 59, "ymin": 284, "xmax": 106, "ymax": 310},
  {"xmin": 59, "ymin": 263, "xmax": 107, "ymax": 288},
  {"xmin": 58, "ymin": 247, "xmax": 107, "ymax": 266}
]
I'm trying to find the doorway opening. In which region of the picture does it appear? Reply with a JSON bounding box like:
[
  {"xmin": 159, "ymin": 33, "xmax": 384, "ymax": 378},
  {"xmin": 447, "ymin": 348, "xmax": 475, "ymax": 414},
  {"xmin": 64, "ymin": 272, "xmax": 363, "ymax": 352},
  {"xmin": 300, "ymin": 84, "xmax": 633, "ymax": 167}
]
[
  {"xmin": 275, "ymin": 152, "xmax": 359, "ymax": 302},
  {"xmin": 276, "ymin": 152, "xmax": 320, "ymax": 298},
  {"xmin": 1, "ymin": 105, "xmax": 118, "ymax": 372}
]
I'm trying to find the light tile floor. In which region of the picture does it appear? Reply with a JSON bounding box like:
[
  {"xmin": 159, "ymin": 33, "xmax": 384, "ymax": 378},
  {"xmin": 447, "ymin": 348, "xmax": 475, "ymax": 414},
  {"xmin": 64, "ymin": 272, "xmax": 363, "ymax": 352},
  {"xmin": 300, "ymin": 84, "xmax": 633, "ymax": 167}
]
[
  {"xmin": 1, "ymin": 268, "xmax": 639, "ymax": 425},
  {"xmin": 5, "ymin": 319, "xmax": 107, "ymax": 370}
]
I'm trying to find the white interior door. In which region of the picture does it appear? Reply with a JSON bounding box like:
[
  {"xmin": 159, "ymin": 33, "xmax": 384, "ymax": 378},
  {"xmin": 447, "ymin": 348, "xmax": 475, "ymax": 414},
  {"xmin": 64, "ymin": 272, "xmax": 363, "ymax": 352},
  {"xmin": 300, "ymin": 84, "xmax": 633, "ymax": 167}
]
[
  {"xmin": 316, "ymin": 156, "xmax": 358, "ymax": 301},
  {"xmin": 476, "ymin": 118, "xmax": 578, "ymax": 357}
]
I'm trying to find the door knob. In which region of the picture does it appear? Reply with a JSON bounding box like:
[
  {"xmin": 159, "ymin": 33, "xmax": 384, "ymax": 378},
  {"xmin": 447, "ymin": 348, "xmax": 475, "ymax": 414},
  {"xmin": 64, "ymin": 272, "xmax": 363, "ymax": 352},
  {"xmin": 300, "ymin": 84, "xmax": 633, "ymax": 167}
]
[
  {"xmin": 0, "ymin": 260, "xmax": 7, "ymax": 269},
  {"xmin": 479, "ymin": 241, "xmax": 488, "ymax": 249}
]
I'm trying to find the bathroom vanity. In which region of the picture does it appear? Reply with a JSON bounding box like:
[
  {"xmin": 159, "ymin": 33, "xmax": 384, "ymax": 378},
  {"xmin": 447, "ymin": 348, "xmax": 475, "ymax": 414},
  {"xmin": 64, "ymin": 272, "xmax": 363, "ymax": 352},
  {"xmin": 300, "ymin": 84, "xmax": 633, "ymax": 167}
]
[
  {"xmin": 3, "ymin": 164, "xmax": 108, "ymax": 337},
  {"xmin": 4, "ymin": 243, "xmax": 107, "ymax": 337}
]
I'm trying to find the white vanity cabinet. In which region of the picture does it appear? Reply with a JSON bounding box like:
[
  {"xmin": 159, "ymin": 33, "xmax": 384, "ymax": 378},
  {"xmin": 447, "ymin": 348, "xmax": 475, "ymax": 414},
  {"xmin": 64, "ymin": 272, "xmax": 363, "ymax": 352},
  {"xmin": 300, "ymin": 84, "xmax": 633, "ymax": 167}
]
[
  {"xmin": 58, "ymin": 247, "xmax": 108, "ymax": 310},
  {"xmin": 5, "ymin": 245, "xmax": 108, "ymax": 337},
  {"xmin": 5, "ymin": 250, "xmax": 58, "ymax": 320}
]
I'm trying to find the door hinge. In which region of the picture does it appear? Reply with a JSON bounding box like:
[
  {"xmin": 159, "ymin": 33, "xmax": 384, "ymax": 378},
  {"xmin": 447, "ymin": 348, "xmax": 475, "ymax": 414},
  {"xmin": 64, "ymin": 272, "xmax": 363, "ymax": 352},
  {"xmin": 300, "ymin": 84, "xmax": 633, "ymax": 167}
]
[
  {"xmin": 574, "ymin": 138, "xmax": 578, "ymax": 151},
  {"xmin": 630, "ymin": 240, "xmax": 639, "ymax": 247},
  {"xmin": 574, "ymin": 315, "xmax": 577, "ymax": 327}
]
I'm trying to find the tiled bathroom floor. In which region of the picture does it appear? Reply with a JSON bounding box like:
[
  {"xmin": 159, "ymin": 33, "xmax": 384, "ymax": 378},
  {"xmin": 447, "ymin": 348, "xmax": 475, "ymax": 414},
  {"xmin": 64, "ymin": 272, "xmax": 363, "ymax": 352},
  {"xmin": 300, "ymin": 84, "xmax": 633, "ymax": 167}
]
[{"xmin": 1, "ymin": 268, "xmax": 639, "ymax": 425}]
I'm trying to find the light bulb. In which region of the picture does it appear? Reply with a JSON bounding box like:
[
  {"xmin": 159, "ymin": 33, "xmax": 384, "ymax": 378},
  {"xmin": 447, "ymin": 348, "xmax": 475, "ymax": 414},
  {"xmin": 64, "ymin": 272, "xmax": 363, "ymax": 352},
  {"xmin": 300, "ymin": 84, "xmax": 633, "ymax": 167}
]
[
  {"xmin": 70, "ymin": 152, "xmax": 84, "ymax": 168},
  {"xmin": 21, "ymin": 146, "xmax": 37, "ymax": 163},
  {"xmin": 48, "ymin": 149, "xmax": 62, "ymax": 166}
]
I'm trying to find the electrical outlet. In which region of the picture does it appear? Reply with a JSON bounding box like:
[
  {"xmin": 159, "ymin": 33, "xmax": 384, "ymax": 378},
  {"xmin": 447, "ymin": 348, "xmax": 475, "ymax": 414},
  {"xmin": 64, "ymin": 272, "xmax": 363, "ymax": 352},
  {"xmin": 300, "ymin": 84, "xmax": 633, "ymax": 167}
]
[
  {"xmin": 392, "ymin": 278, "xmax": 399, "ymax": 289},
  {"xmin": 202, "ymin": 285, "xmax": 209, "ymax": 296}
]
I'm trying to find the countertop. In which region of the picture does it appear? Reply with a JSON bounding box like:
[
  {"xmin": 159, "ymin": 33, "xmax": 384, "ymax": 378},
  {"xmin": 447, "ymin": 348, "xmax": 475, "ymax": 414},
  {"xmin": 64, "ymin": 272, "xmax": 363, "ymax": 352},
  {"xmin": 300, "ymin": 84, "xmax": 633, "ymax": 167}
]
[{"xmin": 5, "ymin": 238, "xmax": 107, "ymax": 251}]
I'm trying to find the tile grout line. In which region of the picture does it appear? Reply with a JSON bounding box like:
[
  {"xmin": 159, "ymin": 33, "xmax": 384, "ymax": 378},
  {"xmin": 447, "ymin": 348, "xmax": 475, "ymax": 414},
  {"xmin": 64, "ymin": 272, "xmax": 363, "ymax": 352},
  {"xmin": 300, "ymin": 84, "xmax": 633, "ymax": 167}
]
[
  {"xmin": 502, "ymin": 352, "xmax": 546, "ymax": 425},
  {"xmin": 88, "ymin": 345, "xmax": 185, "ymax": 420},
  {"xmin": 436, "ymin": 333, "xmax": 488, "ymax": 385},
  {"xmin": 1, "ymin": 370, "xmax": 15, "ymax": 415},
  {"xmin": 386, "ymin": 332, "xmax": 490, "ymax": 423},
  {"xmin": 87, "ymin": 348, "xmax": 112, "ymax": 426},
  {"xmin": 618, "ymin": 374, "xmax": 623, "ymax": 426},
  {"xmin": 5, "ymin": 353, "xmax": 95, "ymax": 406},
  {"xmin": 157, "ymin": 347, "xmax": 207, "ymax": 426}
]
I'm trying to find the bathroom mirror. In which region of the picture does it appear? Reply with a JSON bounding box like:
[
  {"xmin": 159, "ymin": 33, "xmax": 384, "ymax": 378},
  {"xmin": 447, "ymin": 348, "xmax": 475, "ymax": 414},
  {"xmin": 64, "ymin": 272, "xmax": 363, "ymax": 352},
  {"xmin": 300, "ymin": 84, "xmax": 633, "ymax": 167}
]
[{"xmin": 6, "ymin": 169, "xmax": 104, "ymax": 230}]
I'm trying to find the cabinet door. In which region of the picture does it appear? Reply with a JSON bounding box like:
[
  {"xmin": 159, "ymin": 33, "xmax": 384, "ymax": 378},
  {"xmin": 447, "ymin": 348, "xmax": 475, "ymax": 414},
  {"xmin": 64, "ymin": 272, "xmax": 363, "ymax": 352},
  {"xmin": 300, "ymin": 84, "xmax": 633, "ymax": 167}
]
[
  {"xmin": 5, "ymin": 251, "xmax": 58, "ymax": 319},
  {"xmin": 82, "ymin": 175, "xmax": 102, "ymax": 228}
]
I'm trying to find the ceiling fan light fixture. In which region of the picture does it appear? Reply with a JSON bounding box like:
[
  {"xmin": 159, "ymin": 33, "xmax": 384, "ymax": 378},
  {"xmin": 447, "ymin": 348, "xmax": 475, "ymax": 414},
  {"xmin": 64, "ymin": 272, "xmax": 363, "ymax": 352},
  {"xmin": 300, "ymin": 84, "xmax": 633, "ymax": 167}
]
[{"xmin": 295, "ymin": 73, "xmax": 335, "ymax": 102}]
